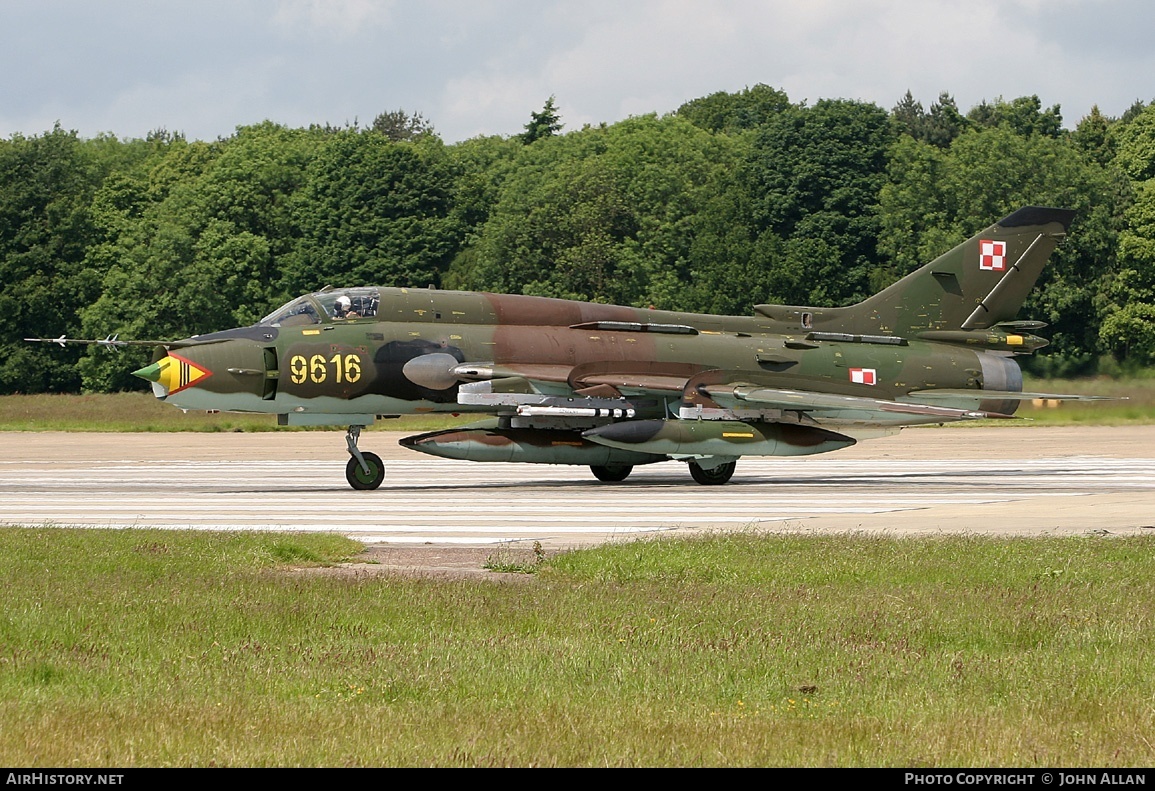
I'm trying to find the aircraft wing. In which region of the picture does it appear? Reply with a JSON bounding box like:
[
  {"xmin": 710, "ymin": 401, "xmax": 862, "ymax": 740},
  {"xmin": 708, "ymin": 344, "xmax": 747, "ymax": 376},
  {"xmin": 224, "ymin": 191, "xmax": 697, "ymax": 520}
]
[
  {"xmin": 703, "ymin": 384, "xmax": 1015, "ymax": 420},
  {"xmin": 456, "ymin": 360, "xmax": 706, "ymax": 395}
]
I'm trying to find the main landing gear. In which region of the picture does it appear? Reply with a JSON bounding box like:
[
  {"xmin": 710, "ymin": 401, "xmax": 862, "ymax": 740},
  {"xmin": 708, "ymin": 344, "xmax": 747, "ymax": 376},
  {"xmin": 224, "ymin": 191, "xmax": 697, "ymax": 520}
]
[
  {"xmin": 345, "ymin": 425, "xmax": 384, "ymax": 490},
  {"xmin": 590, "ymin": 464, "xmax": 633, "ymax": 482},
  {"xmin": 688, "ymin": 460, "xmax": 737, "ymax": 485},
  {"xmin": 589, "ymin": 460, "xmax": 738, "ymax": 485}
]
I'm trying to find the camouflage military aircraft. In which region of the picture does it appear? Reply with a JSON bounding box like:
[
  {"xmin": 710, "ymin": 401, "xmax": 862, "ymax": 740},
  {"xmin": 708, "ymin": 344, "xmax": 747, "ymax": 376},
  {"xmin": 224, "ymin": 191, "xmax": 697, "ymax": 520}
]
[{"xmin": 31, "ymin": 206, "xmax": 1108, "ymax": 489}]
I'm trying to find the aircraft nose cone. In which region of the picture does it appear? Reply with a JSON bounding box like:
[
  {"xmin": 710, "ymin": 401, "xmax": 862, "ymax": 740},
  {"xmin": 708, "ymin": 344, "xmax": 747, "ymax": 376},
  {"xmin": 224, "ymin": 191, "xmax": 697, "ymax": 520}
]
[
  {"xmin": 132, "ymin": 360, "xmax": 164, "ymax": 383},
  {"xmin": 132, "ymin": 353, "xmax": 212, "ymax": 397}
]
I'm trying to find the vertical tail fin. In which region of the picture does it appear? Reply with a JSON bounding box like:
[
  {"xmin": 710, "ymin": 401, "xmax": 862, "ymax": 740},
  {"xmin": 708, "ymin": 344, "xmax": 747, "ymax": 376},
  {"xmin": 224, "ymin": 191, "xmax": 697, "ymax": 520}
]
[{"xmin": 846, "ymin": 207, "xmax": 1075, "ymax": 334}]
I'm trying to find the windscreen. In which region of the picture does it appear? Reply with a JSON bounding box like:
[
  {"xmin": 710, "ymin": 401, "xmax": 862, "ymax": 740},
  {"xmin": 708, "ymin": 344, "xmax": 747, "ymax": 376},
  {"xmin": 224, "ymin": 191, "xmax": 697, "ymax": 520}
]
[{"xmin": 258, "ymin": 296, "xmax": 321, "ymax": 327}]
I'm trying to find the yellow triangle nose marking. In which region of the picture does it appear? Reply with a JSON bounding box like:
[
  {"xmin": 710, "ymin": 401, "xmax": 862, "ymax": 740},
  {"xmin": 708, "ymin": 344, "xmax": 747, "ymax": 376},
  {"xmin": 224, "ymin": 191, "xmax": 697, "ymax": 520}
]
[{"xmin": 157, "ymin": 353, "xmax": 212, "ymax": 394}]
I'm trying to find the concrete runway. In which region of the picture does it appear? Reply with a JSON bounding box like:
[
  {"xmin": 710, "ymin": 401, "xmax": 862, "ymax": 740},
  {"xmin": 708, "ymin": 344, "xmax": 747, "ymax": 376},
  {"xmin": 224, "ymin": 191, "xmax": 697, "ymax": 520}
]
[{"xmin": 3, "ymin": 426, "xmax": 1155, "ymax": 549}]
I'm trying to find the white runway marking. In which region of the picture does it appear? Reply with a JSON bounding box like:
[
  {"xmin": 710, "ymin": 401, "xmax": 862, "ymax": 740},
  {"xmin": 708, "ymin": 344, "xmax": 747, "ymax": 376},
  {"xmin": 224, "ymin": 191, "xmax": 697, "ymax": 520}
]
[{"xmin": 3, "ymin": 456, "xmax": 1154, "ymax": 546}]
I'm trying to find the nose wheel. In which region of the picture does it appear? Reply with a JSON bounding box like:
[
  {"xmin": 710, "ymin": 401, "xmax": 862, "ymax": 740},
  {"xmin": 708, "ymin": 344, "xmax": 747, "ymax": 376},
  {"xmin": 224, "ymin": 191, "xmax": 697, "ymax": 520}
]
[
  {"xmin": 346, "ymin": 452, "xmax": 385, "ymax": 490},
  {"xmin": 345, "ymin": 425, "xmax": 385, "ymax": 490}
]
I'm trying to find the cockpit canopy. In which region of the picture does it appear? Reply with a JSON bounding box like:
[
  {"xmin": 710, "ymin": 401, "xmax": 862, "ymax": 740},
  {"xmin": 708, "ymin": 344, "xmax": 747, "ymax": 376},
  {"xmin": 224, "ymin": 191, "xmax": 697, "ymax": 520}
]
[{"xmin": 259, "ymin": 288, "xmax": 381, "ymax": 327}]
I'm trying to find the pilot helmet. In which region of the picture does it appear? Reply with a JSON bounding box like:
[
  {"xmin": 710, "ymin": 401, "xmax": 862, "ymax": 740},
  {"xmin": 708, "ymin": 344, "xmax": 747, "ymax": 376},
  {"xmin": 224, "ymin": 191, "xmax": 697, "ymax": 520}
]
[{"xmin": 335, "ymin": 295, "xmax": 352, "ymax": 313}]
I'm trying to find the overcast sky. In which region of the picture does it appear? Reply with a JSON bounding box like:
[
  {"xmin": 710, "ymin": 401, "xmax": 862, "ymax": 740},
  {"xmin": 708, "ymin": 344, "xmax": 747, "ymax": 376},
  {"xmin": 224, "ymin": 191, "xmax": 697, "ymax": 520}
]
[{"xmin": 3, "ymin": 0, "xmax": 1153, "ymax": 144}]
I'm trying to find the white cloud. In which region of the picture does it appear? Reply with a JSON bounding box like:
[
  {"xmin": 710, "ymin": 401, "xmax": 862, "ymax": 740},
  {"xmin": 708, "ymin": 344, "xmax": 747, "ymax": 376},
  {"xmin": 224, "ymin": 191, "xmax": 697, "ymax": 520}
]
[
  {"xmin": 271, "ymin": 0, "xmax": 397, "ymax": 37},
  {"xmin": 2, "ymin": 0, "xmax": 1153, "ymax": 142}
]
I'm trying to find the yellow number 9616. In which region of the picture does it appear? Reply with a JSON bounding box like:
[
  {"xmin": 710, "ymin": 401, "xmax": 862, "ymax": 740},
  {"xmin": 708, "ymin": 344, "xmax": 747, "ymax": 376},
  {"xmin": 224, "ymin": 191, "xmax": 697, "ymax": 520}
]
[{"xmin": 288, "ymin": 353, "xmax": 362, "ymax": 385}]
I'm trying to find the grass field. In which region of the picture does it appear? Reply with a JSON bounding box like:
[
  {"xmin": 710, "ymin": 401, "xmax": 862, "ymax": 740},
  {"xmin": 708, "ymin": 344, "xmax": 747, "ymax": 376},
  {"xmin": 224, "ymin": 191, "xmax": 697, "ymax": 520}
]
[
  {"xmin": 1015, "ymin": 375, "xmax": 1155, "ymax": 424},
  {"xmin": 0, "ymin": 392, "xmax": 467, "ymax": 432},
  {"xmin": 1, "ymin": 528, "xmax": 1153, "ymax": 767},
  {"xmin": 1, "ymin": 377, "xmax": 1153, "ymax": 431}
]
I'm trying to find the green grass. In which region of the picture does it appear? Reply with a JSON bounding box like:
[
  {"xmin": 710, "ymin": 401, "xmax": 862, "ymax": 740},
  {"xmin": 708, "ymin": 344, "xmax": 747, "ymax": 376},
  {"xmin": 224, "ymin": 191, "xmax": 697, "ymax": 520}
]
[
  {"xmin": 1014, "ymin": 376, "xmax": 1155, "ymax": 424},
  {"xmin": 0, "ymin": 392, "xmax": 469, "ymax": 432},
  {"xmin": 1, "ymin": 527, "xmax": 1153, "ymax": 767},
  {"xmin": 483, "ymin": 540, "xmax": 547, "ymax": 574}
]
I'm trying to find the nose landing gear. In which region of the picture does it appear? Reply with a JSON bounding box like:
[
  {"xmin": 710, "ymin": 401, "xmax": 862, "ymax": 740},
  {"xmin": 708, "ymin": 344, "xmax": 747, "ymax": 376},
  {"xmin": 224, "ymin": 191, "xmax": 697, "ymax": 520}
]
[{"xmin": 345, "ymin": 425, "xmax": 385, "ymax": 490}]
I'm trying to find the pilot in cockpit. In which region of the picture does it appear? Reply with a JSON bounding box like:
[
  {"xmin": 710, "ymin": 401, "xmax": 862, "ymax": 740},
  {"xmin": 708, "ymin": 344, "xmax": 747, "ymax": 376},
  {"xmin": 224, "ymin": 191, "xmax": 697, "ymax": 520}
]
[{"xmin": 334, "ymin": 295, "xmax": 359, "ymax": 320}]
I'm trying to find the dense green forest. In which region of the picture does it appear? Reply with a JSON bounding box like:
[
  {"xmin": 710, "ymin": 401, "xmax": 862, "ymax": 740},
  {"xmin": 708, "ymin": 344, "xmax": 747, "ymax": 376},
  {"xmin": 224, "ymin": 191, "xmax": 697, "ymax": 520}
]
[{"xmin": 4, "ymin": 86, "xmax": 1155, "ymax": 393}]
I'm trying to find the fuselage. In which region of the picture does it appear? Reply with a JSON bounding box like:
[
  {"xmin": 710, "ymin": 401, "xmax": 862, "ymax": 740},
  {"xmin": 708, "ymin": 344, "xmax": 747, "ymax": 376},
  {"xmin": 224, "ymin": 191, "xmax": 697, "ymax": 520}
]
[{"xmin": 142, "ymin": 286, "xmax": 1022, "ymax": 424}]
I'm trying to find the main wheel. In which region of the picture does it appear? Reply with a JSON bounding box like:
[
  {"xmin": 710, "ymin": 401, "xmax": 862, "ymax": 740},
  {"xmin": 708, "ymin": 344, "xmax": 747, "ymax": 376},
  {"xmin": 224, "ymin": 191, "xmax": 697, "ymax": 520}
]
[
  {"xmin": 346, "ymin": 451, "xmax": 385, "ymax": 490},
  {"xmin": 590, "ymin": 464, "xmax": 633, "ymax": 482},
  {"xmin": 688, "ymin": 460, "xmax": 736, "ymax": 485}
]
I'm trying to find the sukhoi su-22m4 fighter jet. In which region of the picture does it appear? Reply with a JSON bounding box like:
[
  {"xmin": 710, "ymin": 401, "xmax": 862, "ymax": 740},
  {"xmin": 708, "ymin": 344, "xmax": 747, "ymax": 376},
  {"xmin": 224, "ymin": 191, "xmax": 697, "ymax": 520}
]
[{"xmin": 31, "ymin": 207, "xmax": 1111, "ymax": 489}]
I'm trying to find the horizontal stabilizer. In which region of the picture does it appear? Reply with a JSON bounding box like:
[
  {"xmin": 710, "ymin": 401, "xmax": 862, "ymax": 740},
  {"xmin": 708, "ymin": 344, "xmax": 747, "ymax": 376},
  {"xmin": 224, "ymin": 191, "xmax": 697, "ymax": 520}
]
[
  {"xmin": 705, "ymin": 384, "xmax": 1014, "ymax": 420},
  {"xmin": 908, "ymin": 389, "xmax": 1121, "ymax": 402}
]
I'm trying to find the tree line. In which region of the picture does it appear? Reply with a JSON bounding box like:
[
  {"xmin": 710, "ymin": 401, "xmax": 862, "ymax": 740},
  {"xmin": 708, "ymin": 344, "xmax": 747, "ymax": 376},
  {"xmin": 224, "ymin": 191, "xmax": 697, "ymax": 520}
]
[{"xmin": 3, "ymin": 86, "xmax": 1154, "ymax": 394}]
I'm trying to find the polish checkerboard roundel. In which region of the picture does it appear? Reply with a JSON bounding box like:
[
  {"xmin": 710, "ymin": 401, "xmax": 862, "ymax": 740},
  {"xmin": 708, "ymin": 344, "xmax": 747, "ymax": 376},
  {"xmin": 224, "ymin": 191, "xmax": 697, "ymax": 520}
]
[{"xmin": 979, "ymin": 239, "xmax": 1006, "ymax": 271}]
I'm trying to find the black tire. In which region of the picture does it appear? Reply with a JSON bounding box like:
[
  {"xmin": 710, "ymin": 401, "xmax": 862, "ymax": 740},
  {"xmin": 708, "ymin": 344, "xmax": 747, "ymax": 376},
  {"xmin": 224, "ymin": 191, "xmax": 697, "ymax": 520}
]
[
  {"xmin": 346, "ymin": 451, "xmax": 385, "ymax": 490},
  {"xmin": 590, "ymin": 464, "xmax": 633, "ymax": 482},
  {"xmin": 689, "ymin": 460, "xmax": 736, "ymax": 485}
]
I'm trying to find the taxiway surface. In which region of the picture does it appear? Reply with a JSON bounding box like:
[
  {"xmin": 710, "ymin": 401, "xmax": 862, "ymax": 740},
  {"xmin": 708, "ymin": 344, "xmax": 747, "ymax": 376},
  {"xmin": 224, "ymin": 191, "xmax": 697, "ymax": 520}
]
[{"xmin": 4, "ymin": 426, "xmax": 1155, "ymax": 549}]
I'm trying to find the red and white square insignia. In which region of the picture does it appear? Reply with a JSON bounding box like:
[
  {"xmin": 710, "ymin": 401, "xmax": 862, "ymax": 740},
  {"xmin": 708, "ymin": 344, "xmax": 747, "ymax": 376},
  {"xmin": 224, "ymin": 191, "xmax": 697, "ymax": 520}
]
[
  {"xmin": 979, "ymin": 239, "xmax": 1006, "ymax": 271},
  {"xmin": 849, "ymin": 368, "xmax": 877, "ymax": 385}
]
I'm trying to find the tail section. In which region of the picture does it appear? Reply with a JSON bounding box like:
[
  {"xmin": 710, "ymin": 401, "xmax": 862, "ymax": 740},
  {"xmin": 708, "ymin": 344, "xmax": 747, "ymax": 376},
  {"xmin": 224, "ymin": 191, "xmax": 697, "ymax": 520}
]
[
  {"xmin": 860, "ymin": 206, "xmax": 1075, "ymax": 334},
  {"xmin": 754, "ymin": 207, "xmax": 1075, "ymax": 336}
]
